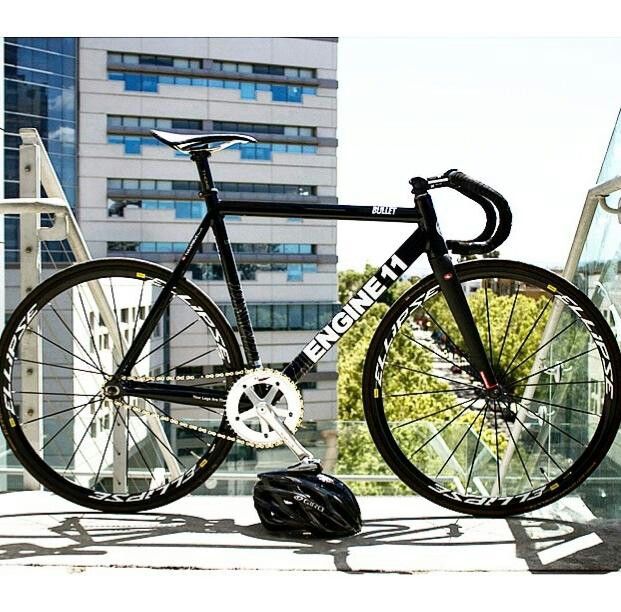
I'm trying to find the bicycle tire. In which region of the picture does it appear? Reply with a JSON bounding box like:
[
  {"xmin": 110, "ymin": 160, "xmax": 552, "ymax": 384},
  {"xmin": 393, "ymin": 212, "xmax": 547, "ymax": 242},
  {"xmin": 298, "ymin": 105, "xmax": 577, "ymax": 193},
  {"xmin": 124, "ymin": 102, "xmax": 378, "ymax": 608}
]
[
  {"xmin": 0, "ymin": 258, "xmax": 244, "ymax": 512},
  {"xmin": 362, "ymin": 259, "xmax": 621, "ymax": 517}
]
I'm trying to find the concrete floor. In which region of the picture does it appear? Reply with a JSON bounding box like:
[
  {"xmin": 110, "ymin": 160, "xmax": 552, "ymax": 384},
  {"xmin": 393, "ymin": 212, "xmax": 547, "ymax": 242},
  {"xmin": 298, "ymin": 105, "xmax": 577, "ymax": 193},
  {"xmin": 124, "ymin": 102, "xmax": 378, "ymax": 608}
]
[{"xmin": 0, "ymin": 491, "xmax": 619, "ymax": 574}]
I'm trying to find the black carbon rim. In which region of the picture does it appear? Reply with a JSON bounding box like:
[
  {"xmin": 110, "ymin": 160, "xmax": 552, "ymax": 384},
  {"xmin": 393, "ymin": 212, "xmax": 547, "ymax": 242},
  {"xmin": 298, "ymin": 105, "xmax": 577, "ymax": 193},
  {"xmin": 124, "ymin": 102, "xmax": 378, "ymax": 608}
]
[
  {"xmin": 363, "ymin": 260, "xmax": 621, "ymax": 517},
  {"xmin": 0, "ymin": 258, "xmax": 243, "ymax": 512}
]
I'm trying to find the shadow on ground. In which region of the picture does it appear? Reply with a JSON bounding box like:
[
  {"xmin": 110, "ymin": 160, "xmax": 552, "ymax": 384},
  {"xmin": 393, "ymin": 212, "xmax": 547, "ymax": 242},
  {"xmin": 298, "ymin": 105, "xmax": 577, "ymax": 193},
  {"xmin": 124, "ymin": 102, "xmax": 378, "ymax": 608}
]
[{"xmin": 0, "ymin": 510, "xmax": 618, "ymax": 573}]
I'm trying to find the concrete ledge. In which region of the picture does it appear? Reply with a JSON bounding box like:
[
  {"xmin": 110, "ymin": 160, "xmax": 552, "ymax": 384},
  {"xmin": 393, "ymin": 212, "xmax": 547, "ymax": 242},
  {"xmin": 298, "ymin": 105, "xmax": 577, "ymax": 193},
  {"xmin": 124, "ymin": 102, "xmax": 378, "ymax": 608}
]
[{"xmin": 0, "ymin": 492, "xmax": 619, "ymax": 573}]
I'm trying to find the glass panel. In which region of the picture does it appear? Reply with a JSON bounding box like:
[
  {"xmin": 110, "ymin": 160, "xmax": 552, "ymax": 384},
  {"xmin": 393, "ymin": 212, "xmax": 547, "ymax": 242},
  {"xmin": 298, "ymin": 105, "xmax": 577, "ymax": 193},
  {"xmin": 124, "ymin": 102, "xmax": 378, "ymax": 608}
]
[
  {"xmin": 287, "ymin": 86, "xmax": 302, "ymax": 103},
  {"xmin": 271, "ymin": 85, "xmax": 288, "ymax": 102},
  {"xmin": 288, "ymin": 304, "xmax": 303, "ymax": 329},
  {"xmin": 303, "ymin": 305, "xmax": 318, "ymax": 330},
  {"xmin": 240, "ymin": 82, "xmax": 256, "ymax": 100},
  {"xmin": 124, "ymin": 73, "xmax": 142, "ymax": 91},
  {"xmin": 272, "ymin": 305, "xmax": 288, "ymax": 329},
  {"xmin": 175, "ymin": 202, "xmax": 192, "ymax": 219},
  {"xmin": 256, "ymin": 305, "xmax": 272, "ymax": 330},
  {"xmin": 287, "ymin": 264, "xmax": 303, "ymax": 282}
]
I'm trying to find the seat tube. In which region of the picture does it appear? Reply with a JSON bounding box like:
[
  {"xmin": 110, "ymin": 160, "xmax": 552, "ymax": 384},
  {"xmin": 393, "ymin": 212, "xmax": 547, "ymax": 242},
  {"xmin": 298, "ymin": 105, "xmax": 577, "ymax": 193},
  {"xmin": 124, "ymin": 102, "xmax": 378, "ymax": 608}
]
[
  {"xmin": 416, "ymin": 190, "xmax": 498, "ymax": 389},
  {"xmin": 193, "ymin": 152, "xmax": 262, "ymax": 368}
]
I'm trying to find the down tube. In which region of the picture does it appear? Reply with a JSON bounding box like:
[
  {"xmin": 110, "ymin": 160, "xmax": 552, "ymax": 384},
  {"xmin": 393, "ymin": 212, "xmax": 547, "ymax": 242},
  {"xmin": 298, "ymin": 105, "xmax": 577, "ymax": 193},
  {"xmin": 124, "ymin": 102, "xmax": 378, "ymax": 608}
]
[{"xmin": 283, "ymin": 228, "xmax": 426, "ymax": 383}]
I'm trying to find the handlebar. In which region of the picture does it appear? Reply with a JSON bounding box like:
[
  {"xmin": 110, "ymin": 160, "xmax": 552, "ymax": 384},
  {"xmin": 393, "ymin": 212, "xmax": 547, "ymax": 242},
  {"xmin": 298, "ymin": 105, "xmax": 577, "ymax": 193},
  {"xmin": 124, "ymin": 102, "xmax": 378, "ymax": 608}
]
[{"xmin": 410, "ymin": 170, "xmax": 512, "ymax": 256}]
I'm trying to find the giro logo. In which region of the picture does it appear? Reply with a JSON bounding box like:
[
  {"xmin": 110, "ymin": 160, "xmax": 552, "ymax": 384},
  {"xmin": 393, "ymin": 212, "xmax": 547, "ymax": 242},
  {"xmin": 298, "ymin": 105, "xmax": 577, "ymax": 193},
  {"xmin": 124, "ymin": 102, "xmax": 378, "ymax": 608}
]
[
  {"xmin": 303, "ymin": 253, "xmax": 408, "ymax": 363},
  {"xmin": 293, "ymin": 494, "xmax": 325, "ymax": 513}
]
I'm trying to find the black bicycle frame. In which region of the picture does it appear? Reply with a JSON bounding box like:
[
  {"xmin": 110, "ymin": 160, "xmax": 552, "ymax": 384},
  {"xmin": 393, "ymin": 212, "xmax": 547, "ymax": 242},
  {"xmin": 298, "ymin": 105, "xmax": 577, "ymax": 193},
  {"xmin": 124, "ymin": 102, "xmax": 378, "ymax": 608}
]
[{"xmin": 115, "ymin": 152, "xmax": 498, "ymax": 408}]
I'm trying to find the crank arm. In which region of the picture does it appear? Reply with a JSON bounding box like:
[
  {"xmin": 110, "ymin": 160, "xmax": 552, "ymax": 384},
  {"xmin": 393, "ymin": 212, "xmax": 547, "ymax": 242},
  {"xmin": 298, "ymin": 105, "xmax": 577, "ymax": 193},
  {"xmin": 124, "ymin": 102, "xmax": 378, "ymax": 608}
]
[{"xmin": 256, "ymin": 403, "xmax": 315, "ymax": 461}]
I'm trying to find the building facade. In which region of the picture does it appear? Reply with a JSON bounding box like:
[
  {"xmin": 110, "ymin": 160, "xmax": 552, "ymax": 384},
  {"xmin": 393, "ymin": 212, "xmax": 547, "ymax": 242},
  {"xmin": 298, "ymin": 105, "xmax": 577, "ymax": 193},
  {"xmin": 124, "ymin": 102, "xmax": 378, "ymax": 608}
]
[{"xmin": 1, "ymin": 37, "xmax": 339, "ymax": 493}]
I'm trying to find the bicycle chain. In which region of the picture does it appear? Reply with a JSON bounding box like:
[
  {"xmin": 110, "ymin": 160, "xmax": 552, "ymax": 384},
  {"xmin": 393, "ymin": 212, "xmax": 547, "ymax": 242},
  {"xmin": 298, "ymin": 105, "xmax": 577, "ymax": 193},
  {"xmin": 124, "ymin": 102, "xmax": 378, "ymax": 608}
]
[{"xmin": 111, "ymin": 368, "xmax": 290, "ymax": 448}]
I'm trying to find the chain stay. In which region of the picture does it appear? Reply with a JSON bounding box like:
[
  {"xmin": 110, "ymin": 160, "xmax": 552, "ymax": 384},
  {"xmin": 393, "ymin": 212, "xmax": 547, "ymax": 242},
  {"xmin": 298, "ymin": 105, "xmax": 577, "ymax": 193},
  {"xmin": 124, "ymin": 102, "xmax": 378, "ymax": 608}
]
[{"xmin": 113, "ymin": 368, "xmax": 288, "ymax": 448}]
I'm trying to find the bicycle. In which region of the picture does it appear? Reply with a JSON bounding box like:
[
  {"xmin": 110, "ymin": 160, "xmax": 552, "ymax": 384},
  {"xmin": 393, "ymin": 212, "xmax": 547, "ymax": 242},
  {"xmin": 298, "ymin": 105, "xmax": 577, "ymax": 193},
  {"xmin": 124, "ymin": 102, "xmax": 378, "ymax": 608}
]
[{"xmin": 1, "ymin": 129, "xmax": 619, "ymax": 518}]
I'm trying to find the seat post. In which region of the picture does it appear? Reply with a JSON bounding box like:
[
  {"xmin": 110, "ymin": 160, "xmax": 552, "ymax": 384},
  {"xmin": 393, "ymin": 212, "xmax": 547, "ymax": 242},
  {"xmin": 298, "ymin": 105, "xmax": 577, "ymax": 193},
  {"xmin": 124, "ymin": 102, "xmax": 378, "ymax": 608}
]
[{"xmin": 192, "ymin": 151, "xmax": 217, "ymax": 196}]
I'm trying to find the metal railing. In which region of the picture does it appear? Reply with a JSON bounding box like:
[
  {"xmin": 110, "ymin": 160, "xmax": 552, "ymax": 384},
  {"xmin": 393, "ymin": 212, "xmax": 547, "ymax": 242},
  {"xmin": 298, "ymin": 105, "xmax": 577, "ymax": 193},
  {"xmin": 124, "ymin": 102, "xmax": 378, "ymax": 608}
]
[{"xmin": 0, "ymin": 128, "xmax": 179, "ymax": 491}]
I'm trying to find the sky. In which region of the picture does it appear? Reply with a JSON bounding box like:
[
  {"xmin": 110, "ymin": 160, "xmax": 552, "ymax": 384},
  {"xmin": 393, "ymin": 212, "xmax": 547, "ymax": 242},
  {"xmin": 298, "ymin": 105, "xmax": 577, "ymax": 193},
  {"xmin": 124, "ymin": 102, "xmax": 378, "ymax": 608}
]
[{"xmin": 336, "ymin": 37, "xmax": 621, "ymax": 275}]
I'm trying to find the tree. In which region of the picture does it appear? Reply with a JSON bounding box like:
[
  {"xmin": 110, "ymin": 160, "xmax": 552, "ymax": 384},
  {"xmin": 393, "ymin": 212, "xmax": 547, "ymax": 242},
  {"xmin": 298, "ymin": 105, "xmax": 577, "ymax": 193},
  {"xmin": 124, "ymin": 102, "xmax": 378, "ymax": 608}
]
[{"xmin": 338, "ymin": 264, "xmax": 419, "ymax": 307}]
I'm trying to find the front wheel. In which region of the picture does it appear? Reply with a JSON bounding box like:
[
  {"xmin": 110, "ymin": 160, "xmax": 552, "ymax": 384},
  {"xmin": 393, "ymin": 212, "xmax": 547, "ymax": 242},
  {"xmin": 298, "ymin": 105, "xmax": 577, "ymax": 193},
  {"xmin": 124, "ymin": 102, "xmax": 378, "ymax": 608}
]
[
  {"xmin": 0, "ymin": 258, "xmax": 244, "ymax": 512},
  {"xmin": 362, "ymin": 260, "xmax": 621, "ymax": 517}
]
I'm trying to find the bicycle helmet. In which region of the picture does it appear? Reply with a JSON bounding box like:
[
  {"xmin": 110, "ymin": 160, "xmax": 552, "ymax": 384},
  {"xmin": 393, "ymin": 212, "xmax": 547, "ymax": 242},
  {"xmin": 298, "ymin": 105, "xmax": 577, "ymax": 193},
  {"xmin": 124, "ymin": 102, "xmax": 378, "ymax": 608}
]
[{"xmin": 253, "ymin": 466, "xmax": 362, "ymax": 538}]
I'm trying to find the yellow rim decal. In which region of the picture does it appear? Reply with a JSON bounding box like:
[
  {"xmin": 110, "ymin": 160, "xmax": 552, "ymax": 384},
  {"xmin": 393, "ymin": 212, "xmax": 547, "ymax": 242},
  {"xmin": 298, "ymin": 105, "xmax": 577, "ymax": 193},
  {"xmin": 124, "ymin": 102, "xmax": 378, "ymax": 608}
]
[
  {"xmin": 136, "ymin": 272, "xmax": 146, "ymax": 279},
  {"xmin": 374, "ymin": 388, "xmax": 380, "ymax": 398},
  {"xmin": 547, "ymin": 284, "xmax": 557, "ymax": 293},
  {"xmin": 550, "ymin": 482, "xmax": 559, "ymax": 491},
  {"xmin": 9, "ymin": 417, "xmax": 16, "ymax": 428},
  {"xmin": 199, "ymin": 459, "xmax": 208, "ymax": 468}
]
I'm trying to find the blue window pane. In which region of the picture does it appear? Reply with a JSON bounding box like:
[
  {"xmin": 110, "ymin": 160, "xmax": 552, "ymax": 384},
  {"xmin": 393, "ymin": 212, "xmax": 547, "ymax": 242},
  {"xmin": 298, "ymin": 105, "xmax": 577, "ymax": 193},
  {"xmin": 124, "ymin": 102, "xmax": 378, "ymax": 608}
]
[
  {"xmin": 287, "ymin": 217, "xmax": 303, "ymax": 223},
  {"xmin": 209, "ymin": 79, "xmax": 224, "ymax": 87},
  {"xmin": 284, "ymin": 244, "xmax": 298, "ymax": 254},
  {"xmin": 271, "ymin": 85, "xmax": 288, "ymax": 102},
  {"xmin": 225, "ymin": 215, "xmax": 242, "ymax": 222},
  {"xmin": 192, "ymin": 78, "xmax": 208, "ymax": 86},
  {"xmin": 302, "ymin": 86, "xmax": 316, "ymax": 95},
  {"xmin": 288, "ymin": 305, "xmax": 303, "ymax": 329},
  {"xmin": 303, "ymin": 263, "xmax": 318, "ymax": 273},
  {"xmin": 240, "ymin": 82, "xmax": 256, "ymax": 100},
  {"xmin": 256, "ymin": 82, "xmax": 271, "ymax": 92},
  {"xmin": 159, "ymin": 200, "xmax": 175, "ymax": 210},
  {"xmin": 299, "ymin": 244, "xmax": 312, "ymax": 254},
  {"xmin": 142, "ymin": 74, "xmax": 158, "ymax": 92},
  {"xmin": 288, "ymin": 144, "xmax": 302, "ymax": 154},
  {"xmin": 255, "ymin": 145, "xmax": 272, "ymax": 160},
  {"xmin": 124, "ymin": 73, "xmax": 142, "ymax": 91},
  {"xmin": 142, "ymin": 242, "xmax": 156, "ymax": 252},
  {"xmin": 62, "ymin": 38, "xmax": 75, "ymax": 56},
  {"xmin": 159, "ymin": 75, "xmax": 175, "ymax": 84},
  {"xmin": 174, "ymin": 76, "xmax": 191, "ymax": 86},
  {"xmin": 302, "ymin": 145, "xmax": 317, "ymax": 154},
  {"xmin": 173, "ymin": 243, "xmax": 186, "ymax": 253},
  {"xmin": 287, "ymin": 264, "xmax": 303, "ymax": 282},
  {"xmin": 240, "ymin": 147, "xmax": 256, "ymax": 160},
  {"xmin": 108, "ymin": 135, "xmax": 123, "ymax": 144},
  {"xmin": 192, "ymin": 203, "xmax": 205, "ymax": 218},
  {"xmin": 287, "ymin": 87, "xmax": 302, "ymax": 103},
  {"xmin": 124, "ymin": 138, "xmax": 142, "ymax": 155},
  {"xmin": 224, "ymin": 80, "xmax": 239, "ymax": 89},
  {"xmin": 272, "ymin": 144, "xmax": 287, "ymax": 153},
  {"xmin": 108, "ymin": 71, "xmax": 124, "ymax": 81},
  {"xmin": 175, "ymin": 202, "xmax": 192, "ymax": 218},
  {"xmin": 142, "ymin": 201, "xmax": 158, "ymax": 210}
]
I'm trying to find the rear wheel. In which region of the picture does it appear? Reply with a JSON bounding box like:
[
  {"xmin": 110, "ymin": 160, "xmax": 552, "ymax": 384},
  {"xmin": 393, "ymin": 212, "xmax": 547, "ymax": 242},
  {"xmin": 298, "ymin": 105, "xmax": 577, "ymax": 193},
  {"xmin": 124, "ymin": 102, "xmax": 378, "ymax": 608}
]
[
  {"xmin": 363, "ymin": 260, "xmax": 621, "ymax": 516},
  {"xmin": 0, "ymin": 258, "xmax": 244, "ymax": 512}
]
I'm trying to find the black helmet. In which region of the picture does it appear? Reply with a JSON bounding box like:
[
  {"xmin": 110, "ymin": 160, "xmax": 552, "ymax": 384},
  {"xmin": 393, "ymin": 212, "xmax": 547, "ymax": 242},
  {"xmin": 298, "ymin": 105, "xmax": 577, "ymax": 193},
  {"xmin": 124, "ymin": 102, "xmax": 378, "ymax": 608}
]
[{"xmin": 253, "ymin": 467, "xmax": 362, "ymax": 538}]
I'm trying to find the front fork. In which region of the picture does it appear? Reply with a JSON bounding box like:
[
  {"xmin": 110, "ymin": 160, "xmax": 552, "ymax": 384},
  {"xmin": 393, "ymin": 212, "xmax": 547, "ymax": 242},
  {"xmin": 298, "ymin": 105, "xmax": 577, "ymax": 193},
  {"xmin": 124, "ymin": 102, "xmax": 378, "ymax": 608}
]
[{"xmin": 415, "ymin": 192, "xmax": 498, "ymax": 390}]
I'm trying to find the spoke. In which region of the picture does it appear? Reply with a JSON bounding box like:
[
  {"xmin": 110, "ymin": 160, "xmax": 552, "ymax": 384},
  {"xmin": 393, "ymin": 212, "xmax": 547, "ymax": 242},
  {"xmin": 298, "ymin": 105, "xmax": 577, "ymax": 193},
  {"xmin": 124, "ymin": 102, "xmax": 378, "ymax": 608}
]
[
  {"xmin": 28, "ymin": 328, "xmax": 106, "ymax": 374},
  {"xmin": 131, "ymin": 280, "xmax": 146, "ymax": 345},
  {"xmin": 391, "ymin": 362, "xmax": 482, "ymax": 389},
  {"xmin": 423, "ymin": 305, "xmax": 472, "ymax": 364},
  {"xmin": 128, "ymin": 406, "xmax": 186, "ymax": 468},
  {"xmin": 493, "ymin": 402, "xmax": 501, "ymax": 496},
  {"xmin": 465, "ymin": 400, "xmax": 489, "ymax": 493},
  {"xmin": 435, "ymin": 402, "xmax": 487, "ymax": 478},
  {"xmin": 496, "ymin": 282, "xmax": 520, "ymax": 369},
  {"xmin": 19, "ymin": 391, "xmax": 96, "ymax": 397},
  {"xmin": 504, "ymin": 318, "xmax": 579, "ymax": 378},
  {"xmin": 484, "ymin": 286, "xmax": 494, "ymax": 366},
  {"xmin": 157, "ymin": 348, "xmax": 216, "ymax": 378},
  {"xmin": 392, "ymin": 396, "xmax": 478, "ymax": 431},
  {"xmin": 17, "ymin": 357, "xmax": 103, "ymax": 377},
  {"xmin": 386, "ymin": 388, "xmax": 475, "ymax": 398},
  {"xmin": 93, "ymin": 406, "xmax": 119, "ymax": 490},
  {"xmin": 507, "ymin": 393, "xmax": 602, "ymax": 418},
  {"xmin": 504, "ymin": 295, "xmax": 553, "ymax": 375},
  {"xmin": 133, "ymin": 320, "xmax": 198, "ymax": 367},
  {"xmin": 114, "ymin": 407, "xmax": 158, "ymax": 486},
  {"xmin": 49, "ymin": 304, "xmax": 102, "ymax": 372},
  {"xmin": 23, "ymin": 396, "xmax": 102, "ymax": 425},
  {"xmin": 40, "ymin": 395, "xmax": 100, "ymax": 452},
  {"xmin": 510, "ymin": 347, "xmax": 596, "ymax": 386},
  {"xmin": 411, "ymin": 399, "xmax": 478, "ymax": 456},
  {"xmin": 76, "ymin": 285, "xmax": 106, "ymax": 374},
  {"xmin": 108, "ymin": 277, "xmax": 126, "ymax": 358},
  {"xmin": 500, "ymin": 406, "xmax": 534, "ymax": 488},
  {"xmin": 403, "ymin": 331, "xmax": 475, "ymax": 378},
  {"xmin": 509, "ymin": 405, "xmax": 564, "ymax": 473},
  {"xmin": 61, "ymin": 398, "xmax": 105, "ymax": 471},
  {"xmin": 513, "ymin": 399, "xmax": 587, "ymax": 448},
  {"xmin": 515, "ymin": 379, "xmax": 603, "ymax": 387}
]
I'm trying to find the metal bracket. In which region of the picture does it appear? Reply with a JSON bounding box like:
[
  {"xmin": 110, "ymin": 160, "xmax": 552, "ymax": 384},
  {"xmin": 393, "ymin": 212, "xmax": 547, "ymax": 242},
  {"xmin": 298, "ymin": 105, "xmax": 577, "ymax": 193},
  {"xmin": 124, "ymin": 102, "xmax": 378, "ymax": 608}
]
[
  {"xmin": 597, "ymin": 194, "xmax": 621, "ymax": 223},
  {"xmin": 38, "ymin": 211, "xmax": 69, "ymax": 241}
]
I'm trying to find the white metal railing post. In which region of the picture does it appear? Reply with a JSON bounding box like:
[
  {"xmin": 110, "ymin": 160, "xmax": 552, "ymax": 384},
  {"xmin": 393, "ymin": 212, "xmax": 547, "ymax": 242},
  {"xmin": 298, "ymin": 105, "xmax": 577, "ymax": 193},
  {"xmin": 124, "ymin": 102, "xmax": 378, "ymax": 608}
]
[
  {"xmin": 494, "ymin": 176, "xmax": 621, "ymax": 495},
  {"xmin": 18, "ymin": 138, "xmax": 43, "ymax": 491}
]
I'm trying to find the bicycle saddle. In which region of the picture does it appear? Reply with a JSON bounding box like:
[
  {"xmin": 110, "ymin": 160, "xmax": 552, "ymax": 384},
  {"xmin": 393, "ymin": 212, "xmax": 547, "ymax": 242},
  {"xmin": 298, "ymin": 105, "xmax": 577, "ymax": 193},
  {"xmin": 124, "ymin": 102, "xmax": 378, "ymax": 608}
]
[{"xmin": 151, "ymin": 129, "xmax": 257, "ymax": 154}]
